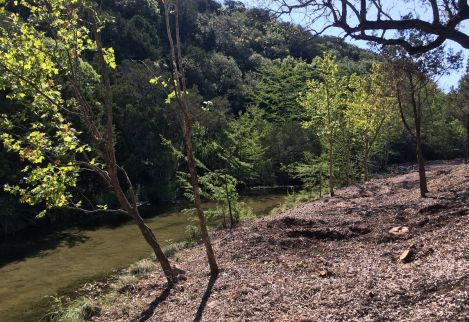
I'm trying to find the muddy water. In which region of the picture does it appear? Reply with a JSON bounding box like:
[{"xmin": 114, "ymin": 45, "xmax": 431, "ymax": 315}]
[{"xmin": 0, "ymin": 194, "xmax": 285, "ymax": 322}]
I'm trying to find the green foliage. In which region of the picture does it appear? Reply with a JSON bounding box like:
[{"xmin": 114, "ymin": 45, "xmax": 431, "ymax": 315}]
[
  {"xmin": 282, "ymin": 152, "xmax": 326, "ymax": 197},
  {"xmin": 300, "ymin": 53, "xmax": 348, "ymax": 134},
  {"xmin": 248, "ymin": 56, "xmax": 315, "ymax": 121},
  {"xmin": 221, "ymin": 106, "xmax": 272, "ymax": 185},
  {"xmin": 1, "ymin": 0, "xmax": 466, "ymax": 236},
  {"xmin": 0, "ymin": 0, "xmax": 98, "ymax": 215},
  {"xmin": 346, "ymin": 63, "xmax": 395, "ymax": 180},
  {"xmin": 299, "ymin": 53, "xmax": 349, "ymax": 193}
]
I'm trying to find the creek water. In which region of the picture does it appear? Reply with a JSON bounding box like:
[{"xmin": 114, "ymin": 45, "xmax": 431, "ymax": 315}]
[{"xmin": 0, "ymin": 194, "xmax": 285, "ymax": 322}]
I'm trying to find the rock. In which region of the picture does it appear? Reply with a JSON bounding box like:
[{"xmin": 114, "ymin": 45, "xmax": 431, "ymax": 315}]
[{"xmin": 389, "ymin": 226, "xmax": 409, "ymax": 236}]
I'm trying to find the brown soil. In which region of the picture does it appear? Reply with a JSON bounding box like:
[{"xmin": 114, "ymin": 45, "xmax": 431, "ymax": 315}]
[{"xmin": 94, "ymin": 161, "xmax": 469, "ymax": 321}]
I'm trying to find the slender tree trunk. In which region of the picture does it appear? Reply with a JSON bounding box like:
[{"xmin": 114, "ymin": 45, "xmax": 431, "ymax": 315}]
[
  {"xmin": 363, "ymin": 140, "xmax": 369, "ymax": 182},
  {"xmin": 415, "ymin": 133, "xmax": 428, "ymax": 197},
  {"xmin": 408, "ymin": 73, "xmax": 428, "ymax": 197},
  {"xmin": 131, "ymin": 209, "xmax": 175, "ymax": 282},
  {"xmin": 363, "ymin": 148, "xmax": 369, "ymax": 182},
  {"xmin": 182, "ymin": 121, "xmax": 219, "ymax": 274},
  {"xmin": 384, "ymin": 130, "xmax": 390, "ymax": 170},
  {"xmin": 319, "ymin": 167, "xmax": 323, "ymax": 198},
  {"xmin": 163, "ymin": 1, "xmax": 218, "ymax": 275},
  {"xmin": 465, "ymin": 138, "xmax": 469, "ymax": 164},
  {"xmin": 465, "ymin": 117, "xmax": 469, "ymax": 164},
  {"xmin": 108, "ymin": 172, "xmax": 175, "ymax": 284},
  {"xmin": 346, "ymin": 133, "xmax": 353, "ymax": 185},
  {"xmin": 92, "ymin": 19, "xmax": 175, "ymax": 285},
  {"xmin": 328, "ymin": 138, "xmax": 334, "ymax": 197},
  {"xmin": 224, "ymin": 174, "xmax": 234, "ymax": 229}
]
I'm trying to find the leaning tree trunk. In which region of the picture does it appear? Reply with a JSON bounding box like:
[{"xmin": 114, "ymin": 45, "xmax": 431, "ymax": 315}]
[
  {"xmin": 108, "ymin": 170, "xmax": 176, "ymax": 286},
  {"xmin": 131, "ymin": 209, "xmax": 175, "ymax": 283},
  {"xmin": 92, "ymin": 18, "xmax": 175, "ymax": 285},
  {"xmin": 181, "ymin": 118, "xmax": 219, "ymax": 274}
]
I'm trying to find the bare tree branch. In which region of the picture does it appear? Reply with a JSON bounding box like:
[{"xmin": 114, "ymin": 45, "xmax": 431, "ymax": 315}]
[{"xmin": 264, "ymin": 0, "xmax": 469, "ymax": 54}]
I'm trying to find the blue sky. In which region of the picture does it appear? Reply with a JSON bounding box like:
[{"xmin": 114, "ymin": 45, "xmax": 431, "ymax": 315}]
[{"xmin": 239, "ymin": 0, "xmax": 468, "ymax": 91}]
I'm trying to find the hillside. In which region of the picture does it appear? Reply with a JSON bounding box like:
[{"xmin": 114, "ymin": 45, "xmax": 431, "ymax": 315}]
[
  {"xmin": 90, "ymin": 161, "xmax": 469, "ymax": 321},
  {"xmin": 0, "ymin": 0, "xmax": 377, "ymax": 237}
]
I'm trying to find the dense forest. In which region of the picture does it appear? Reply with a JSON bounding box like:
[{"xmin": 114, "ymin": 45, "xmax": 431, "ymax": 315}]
[{"xmin": 1, "ymin": 0, "xmax": 467, "ymax": 237}]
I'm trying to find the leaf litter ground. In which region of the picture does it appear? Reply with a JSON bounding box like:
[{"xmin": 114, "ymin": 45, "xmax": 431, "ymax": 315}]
[{"xmin": 93, "ymin": 161, "xmax": 469, "ymax": 321}]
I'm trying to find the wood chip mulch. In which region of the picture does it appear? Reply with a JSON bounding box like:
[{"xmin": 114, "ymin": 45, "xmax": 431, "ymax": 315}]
[{"xmin": 94, "ymin": 161, "xmax": 469, "ymax": 322}]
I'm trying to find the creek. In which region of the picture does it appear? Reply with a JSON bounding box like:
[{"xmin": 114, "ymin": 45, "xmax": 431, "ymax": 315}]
[{"xmin": 0, "ymin": 194, "xmax": 285, "ymax": 322}]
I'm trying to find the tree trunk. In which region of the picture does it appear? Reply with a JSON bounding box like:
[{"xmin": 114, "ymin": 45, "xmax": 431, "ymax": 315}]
[
  {"xmin": 408, "ymin": 71, "xmax": 428, "ymax": 197},
  {"xmin": 182, "ymin": 120, "xmax": 219, "ymax": 275},
  {"xmin": 91, "ymin": 17, "xmax": 175, "ymax": 285},
  {"xmin": 465, "ymin": 117, "xmax": 469, "ymax": 164},
  {"xmin": 384, "ymin": 131, "xmax": 390, "ymax": 170},
  {"xmin": 415, "ymin": 133, "xmax": 428, "ymax": 197},
  {"xmin": 363, "ymin": 141, "xmax": 369, "ymax": 182},
  {"xmin": 328, "ymin": 138, "xmax": 334, "ymax": 197},
  {"xmin": 465, "ymin": 137, "xmax": 469, "ymax": 164},
  {"xmin": 346, "ymin": 135, "xmax": 352, "ymax": 185},
  {"xmin": 131, "ymin": 209, "xmax": 175, "ymax": 284},
  {"xmin": 108, "ymin": 172, "xmax": 176, "ymax": 284},
  {"xmin": 319, "ymin": 168, "xmax": 323, "ymax": 198},
  {"xmin": 224, "ymin": 174, "xmax": 234, "ymax": 229},
  {"xmin": 162, "ymin": 1, "xmax": 219, "ymax": 275}
]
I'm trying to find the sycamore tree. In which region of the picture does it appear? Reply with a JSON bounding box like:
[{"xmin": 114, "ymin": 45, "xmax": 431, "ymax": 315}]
[
  {"xmin": 0, "ymin": 0, "xmax": 176, "ymax": 284},
  {"xmin": 347, "ymin": 63, "xmax": 393, "ymax": 182},
  {"xmin": 160, "ymin": 0, "xmax": 218, "ymax": 275},
  {"xmin": 299, "ymin": 53, "xmax": 348, "ymax": 196}
]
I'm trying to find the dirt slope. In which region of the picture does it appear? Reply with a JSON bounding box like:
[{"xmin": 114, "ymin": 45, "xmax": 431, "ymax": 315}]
[{"xmin": 95, "ymin": 162, "xmax": 469, "ymax": 322}]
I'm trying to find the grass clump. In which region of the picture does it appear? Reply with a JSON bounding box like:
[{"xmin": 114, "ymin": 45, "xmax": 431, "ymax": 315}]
[
  {"xmin": 162, "ymin": 241, "xmax": 190, "ymax": 258},
  {"xmin": 44, "ymin": 296, "xmax": 101, "ymax": 322},
  {"xmin": 128, "ymin": 258, "xmax": 156, "ymax": 276},
  {"xmin": 110, "ymin": 274, "xmax": 139, "ymax": 293}
]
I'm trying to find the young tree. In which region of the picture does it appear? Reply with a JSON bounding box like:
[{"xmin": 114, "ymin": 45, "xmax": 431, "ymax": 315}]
[
  {"xmin": 391, "ymin": 60, "xmax": 431, "ymax": 197},
  {"xmin": 299, "ymin": 53, "xmax": 348, "ymax": 196},
  {"xmin": 0, "ymin": 0, "xmax": 175, "ymax": 284},
  {"xmin": 161, "ymin": 0, "xmax": 218, "ymax": 275},
  {"xmin": 347, "ymin": 63, "xmax": 393, "ymax": 181}
]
